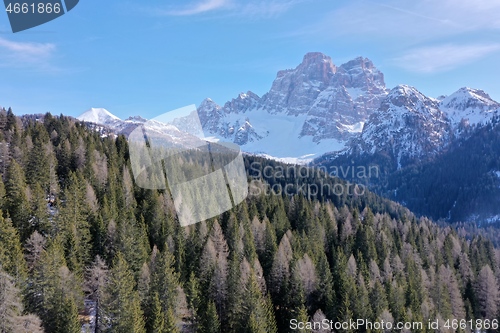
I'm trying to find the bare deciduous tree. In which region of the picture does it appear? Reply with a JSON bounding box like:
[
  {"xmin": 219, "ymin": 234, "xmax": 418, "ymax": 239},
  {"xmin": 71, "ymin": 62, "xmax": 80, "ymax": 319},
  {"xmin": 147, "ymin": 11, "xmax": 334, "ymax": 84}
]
[
  {"xmin": 475, "ymin": 265, "xmax": 499, "ymax": 319},
  {"xmin": 269, "ymin": 232, "xmax": 293, "ymax": 295}
]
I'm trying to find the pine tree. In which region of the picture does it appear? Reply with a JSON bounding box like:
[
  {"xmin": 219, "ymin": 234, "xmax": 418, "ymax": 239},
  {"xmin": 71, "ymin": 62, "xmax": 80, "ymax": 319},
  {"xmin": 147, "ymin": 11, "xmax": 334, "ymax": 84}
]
[
  {"xmin": 148, "ymin": 292, "xmax": 165, "ymax": 333},
  {"xmin": 102, "ymin": 252, "xmax": 146, "ymax": 333},
  {"xmin": 353, "ymin": 273, "xmax": 372, "ymax": 321},
  {"xmin": 370, "ymin": 280, "xmax": 388, "ymax": 320},
  {"xmin": 146, "ymin": 247, "xmax": 183, "ymax": 332},
  {"xmin": 315, "ymin": 252, "xmax": 334, "ymax": 318},
  {"xmin": 226, "ymin": 253, "xmax": 246, "ymax": 333},
  {"xmin": 30, "ymin": 183, "xmax": 51, "ymax": 235},
  {"xmin": 200, "ymin": 301, "xmax": 220, "ymax": 333},
  {"xmin": 295, "ymin": 305, "xmax": 310, "ymax": 333},
  {"xmin": 26, "ymin": 126, "xmax": 51, "ymax": 191},
  {"xmin": 52, "ymin": 293, "xmax": 81, "ymax": 333},
  {"xmin": 58, "ymin": 171, "xmax": 92, "ymax": 273},
  {"xmin": 4, "ymin": 160, "xmax": 31, "ymax": 241},
  {"xmin": 164, "ymin": 307, "xmax": 180, "ymax": 333},
  {"xmin": 0, "ymin": 214, "xmax": 27, "ymax": 283},
  {"xmin": 26, "ymin": 239, "xmax": 81, "ymax": 333},
  {"xmin": 117, "ymin": 210, "xmax": 149, "ymax": 274},
  {"xmin": 244, "ymin": 274, "xmax": 278, "ymax": 333},
  {"xmin": 259, "ymin": 217, "xmax": 277, "ymax": 276},
  {"xmin": 185, "ymin": 271, "xmax": 201, "ymax": 324}
]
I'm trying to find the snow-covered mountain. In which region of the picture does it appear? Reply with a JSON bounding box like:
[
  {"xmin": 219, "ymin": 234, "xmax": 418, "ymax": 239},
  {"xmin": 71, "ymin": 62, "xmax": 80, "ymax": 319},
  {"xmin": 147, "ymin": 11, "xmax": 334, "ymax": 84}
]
[
  {"xmin": 76, "ymin": 53, "xmax": 500, "ymax": 167},
  {"xmin": 76, "ymin": 108, "xmax": 203, "ymax": 147},
  {"xmin": 439, "ymin": 87, "xmax": 500, "ymax": 127},
  {"xmin": 78, "ymin": 108, "xmax": 120, "ymax": 125},
  {"xmin": 197, "ymin": 52, "xmax": 389, "ymax": 161},
  {"xmin": 312, "ymin": 84, "xmax": 500, "ymax": 223},
  {"xmin": 354, "ymin": 85, "xmax": 451, "ymax": 168}
]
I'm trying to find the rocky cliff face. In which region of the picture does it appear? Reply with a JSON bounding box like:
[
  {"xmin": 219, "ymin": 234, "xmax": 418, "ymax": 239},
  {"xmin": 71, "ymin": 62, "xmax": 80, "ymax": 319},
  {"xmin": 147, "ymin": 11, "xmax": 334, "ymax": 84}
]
[
  {"xmin": 301, "ymin": 56, "xmax": 388, "ymax": 142},
  {"xmin": 197, "ymin": 52, "xmax": 389, "ymax": 159},
  {"xmin": 77, "ymin": 53, "xmax": 500, "ymax": 166},
  {"xmin": 260, "ymin": 52, "xmax": 336, "ymax": 115}
]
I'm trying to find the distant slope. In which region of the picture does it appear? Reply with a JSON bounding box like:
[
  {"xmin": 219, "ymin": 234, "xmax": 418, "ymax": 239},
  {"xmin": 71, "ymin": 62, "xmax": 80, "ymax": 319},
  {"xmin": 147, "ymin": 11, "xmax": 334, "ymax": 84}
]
[
  {"xmin": 317, "ymin": 116, "xmax": 500, "ymax": 223},
  {"xmin": 384, "ymin": 116, "xmax": 500, "ymax": 222}
]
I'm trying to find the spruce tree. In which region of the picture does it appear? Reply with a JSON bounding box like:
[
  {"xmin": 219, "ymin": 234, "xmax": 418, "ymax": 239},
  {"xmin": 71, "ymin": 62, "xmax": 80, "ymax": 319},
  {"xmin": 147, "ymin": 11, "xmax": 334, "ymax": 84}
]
[
  {"xmin": 4, "ymin": 160, "xmax": 31, "ymax": 241},
  {"xmin": 0, "ymin": 214, "xmax": 27, "ymax": 283},
  {"xmin": 26, "ymin": 239, "xmax": 81, "ymax": 333},
  {"xmin": 58, "ymin": 171, "xmax": 92, "ymax": 273},
  {"xmin": 200, "ymin": 301, "xmax": 220, "ymax": 333},
  {"xmin": 148, "ymin": 292, "xmax": 165, "ymax": 333},
  {"xmin": 102, "ymin": 252, "xmax": 146, "ymax": 333}
]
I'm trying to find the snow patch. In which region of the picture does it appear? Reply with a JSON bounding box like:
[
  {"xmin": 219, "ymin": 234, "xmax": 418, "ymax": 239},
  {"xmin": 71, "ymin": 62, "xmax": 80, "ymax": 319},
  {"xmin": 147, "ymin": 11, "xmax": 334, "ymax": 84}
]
[
  {"xmin": 207, "ymin": 107, "xmax": 347, "ymax": 159},
  {"xmin": 341, "ymin": 121, "xmax": 364, "ymax": 133},
  {"xmin": 346, "ymin": 87, "xmax": 364, "ymax": 100}
]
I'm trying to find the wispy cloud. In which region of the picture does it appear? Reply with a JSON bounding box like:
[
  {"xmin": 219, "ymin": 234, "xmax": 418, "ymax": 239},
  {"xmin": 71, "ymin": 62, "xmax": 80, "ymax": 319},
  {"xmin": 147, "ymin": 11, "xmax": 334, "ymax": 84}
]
[
  {"xmin": 148, "ymin": 0, "xmax": 298, "ymax": 18},
  {"xmin": 0, "ymin": 37, "xmax": 57, "ymax": 71},
  {"xmin": 393, "ymin": 44, "xmax": 500, "ymax": 73},
  {"xmin": 239, "ymin": 1, "xmax": 297, "ymax": 18},
  {"xmin": 167, "ymin": 0, "xmax": 230, "ymax": 16},
  {"xmin": 305, "ymin": 0, "xmax": 500, "ymax": 42}
]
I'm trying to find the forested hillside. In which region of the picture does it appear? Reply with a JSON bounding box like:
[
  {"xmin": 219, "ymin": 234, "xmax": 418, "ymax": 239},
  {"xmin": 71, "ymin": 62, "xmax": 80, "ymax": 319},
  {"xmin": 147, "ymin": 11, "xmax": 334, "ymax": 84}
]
[
  {"xmin": 315, "ymin": 116, "xmax": 500, "ymax": 223},
  {"xmin": 385, "ymin": 117, "xmax": 500, "ymax": 223},
  {"xmin": 0, "ymin": 109, "xmax": 500, "ymax": 332}
]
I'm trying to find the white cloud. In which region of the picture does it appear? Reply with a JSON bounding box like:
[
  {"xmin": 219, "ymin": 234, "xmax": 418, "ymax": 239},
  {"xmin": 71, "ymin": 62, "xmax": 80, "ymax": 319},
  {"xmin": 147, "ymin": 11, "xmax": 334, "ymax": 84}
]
[
  {"xmin": 0, "ymin": 38, "xmax": 54, "ymax": 58},
  {"xmin": 0, "ymin": 37, "xmax": 56, "ymax": 70},
  {"xmin": 167, "ymin": 0, "xmax": 230, "ymax": 16},
  {"xmin": 239, "ymin": 1, "xmax": 297, "ymax": 18},
  {"xmin": 393, "ymin": 44, "xmax": 500, "ymax": 73},
  {"xmin": 308, "ymin": 0, "xmax": 500, "ymax": 42},
  {"xmin": 150, "ymin": 0, "xmax": 298, "ymax": 18}
]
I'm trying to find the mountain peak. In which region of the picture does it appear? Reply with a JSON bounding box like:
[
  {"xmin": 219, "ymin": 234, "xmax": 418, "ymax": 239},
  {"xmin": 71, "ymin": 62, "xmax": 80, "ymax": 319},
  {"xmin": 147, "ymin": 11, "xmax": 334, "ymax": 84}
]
[
  {"xmin": 199, "ymin": 98, "xmax": 219, "ymax": 109},
  {"xmin": 444, "ymin": 87, "xmax": 497, "ymax": 105},
  {"xmin": 223, "ymin": 91, "xmax": 260, "ymax": 114},
  {"xmin": 381, "ymin": 85, "xmax": 437, "ymax": 112},
  {"xmin": 237, "ymin": 91, "xmax": 259, "ymax": 101},
  {"xmin": 301, "ymin": 52, "xmax": 333, "ymax": 64},
  {"xmin": 125, "ymin": 115, "xmax": 148, "ymax": 123},
  {"xmin": 331, "ymin": 57, "xmax": 387, "ymax": 96},
  {"xmin": 359, "ymin": 85, "xmax": 449, "ymax": 167},
  {"xmin": 392, "ymin": 84, "xmax": 417, "ymax": 94},
  {"xmin": 296, "ymin": 52, "xmax": 336, "ymax": 80},
  {"xmin": 440, "ymin": 87, "xmax": 500, "ymax": 126},
  {"xmin": 262, "ymin": 52, "xmax": 336, "ymax": 114},
  {"xmin": 198, "ymin": 52, "xmax": 390, "ymax": 156},
  {"xmin": 77, "ymin": 108, "xmax": 120, "ymax": 124},
  {"xmin": 339, "ymin": 56, "xmax": 374, "ymax": 70}
]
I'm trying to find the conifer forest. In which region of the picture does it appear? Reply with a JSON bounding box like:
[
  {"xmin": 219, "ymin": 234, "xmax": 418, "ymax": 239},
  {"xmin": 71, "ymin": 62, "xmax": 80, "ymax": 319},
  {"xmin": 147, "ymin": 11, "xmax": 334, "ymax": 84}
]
[{"xmin": 1, "ymin": 109, "xmax": 500, "ymax": 333}]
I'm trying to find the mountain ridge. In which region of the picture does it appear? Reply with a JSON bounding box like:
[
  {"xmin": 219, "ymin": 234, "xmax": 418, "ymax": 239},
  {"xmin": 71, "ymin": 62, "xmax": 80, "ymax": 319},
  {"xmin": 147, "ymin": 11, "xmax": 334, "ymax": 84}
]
[{"xmin": 75, "ymin": 52, "xmax": 500, "ymax": 170}]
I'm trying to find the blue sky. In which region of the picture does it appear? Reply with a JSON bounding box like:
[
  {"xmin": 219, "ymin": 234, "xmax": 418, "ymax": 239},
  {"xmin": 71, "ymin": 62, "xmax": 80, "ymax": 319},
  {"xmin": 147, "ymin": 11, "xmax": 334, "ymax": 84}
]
[{"xmin": 1, "ymin": 0, "xmax": 500, "ymax": 119}]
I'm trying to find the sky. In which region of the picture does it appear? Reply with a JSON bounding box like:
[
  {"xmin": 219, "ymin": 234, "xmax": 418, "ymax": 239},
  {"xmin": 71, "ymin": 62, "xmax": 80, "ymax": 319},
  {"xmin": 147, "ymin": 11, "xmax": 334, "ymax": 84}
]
[{"xmin": 1, "ymin": 0, "xmax": 500, "ymax": 119}]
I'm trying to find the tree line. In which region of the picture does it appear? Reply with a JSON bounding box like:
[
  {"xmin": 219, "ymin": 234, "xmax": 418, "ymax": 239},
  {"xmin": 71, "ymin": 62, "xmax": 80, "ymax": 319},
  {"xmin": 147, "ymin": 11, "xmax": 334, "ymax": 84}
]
[{"xmin": 0, "ymin": 109, "xmax": 499, "ymax": 332}]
